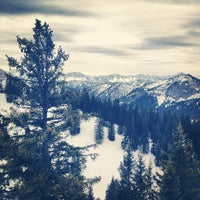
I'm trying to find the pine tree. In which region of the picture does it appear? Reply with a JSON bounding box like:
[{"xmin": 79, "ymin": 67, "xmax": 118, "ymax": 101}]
[
  {"xmin": 145, "ymin": 162, "xmax": 159, "ymax": 200},
  {"xmin": 108, "ymin": 123, "xmax": 115, "ymax": 141},
  {"xmin": 88, "ymin": 185, "xmax": 95, "ymax": 200},
  {"xmin": 94, "ymin": 118, "xmax": 104, "ymax": 144},
  {"xmin": 189, "ymin": 120, "xmax": 200, "ymax": 158},
  {"xmin": 159, "ymin": 160, "xmax": 181, "ymax": 200},
  {"xmin": 3, "ymin": 19, "xmax": 89, "ymax": 199},
  {"xmin": 160, "ymin": 123, "xmax": 200, "ymax": 200},
  {"xmin": 104, "ymin": 137, "xmax": 159, "ymax": 200},
  {"xmin": 80, "ymin": 88, "xmax": 91, "ymax": 113},
  {"xmin": 118, "ymin": 144, "xmax": 136, "ymax": 200},
  {"xmin": 105, "ymin": 177, "xmax": 120, "ymax": 200},
  {"xmin": 0, "ymin": 114, "xmax": 12, "ymax": 196},
  {"xmin": 133, "ymin": 155, "xmax": 148, "ymax": 200}
]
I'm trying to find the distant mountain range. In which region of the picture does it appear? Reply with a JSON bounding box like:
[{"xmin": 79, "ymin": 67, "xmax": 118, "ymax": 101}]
[
  {"xmin": 64, "ymin": 72, "xmax": 200, "ymax": 118},
  {"xmin": 0, "ymin": 69, "xmax": 199, "ymax": 118}
]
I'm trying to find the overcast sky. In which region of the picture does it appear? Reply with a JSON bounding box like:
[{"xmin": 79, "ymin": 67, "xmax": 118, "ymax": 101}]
[{"xmin": 0, "ymin": 0, "xmax": 200, "ymax": 76}]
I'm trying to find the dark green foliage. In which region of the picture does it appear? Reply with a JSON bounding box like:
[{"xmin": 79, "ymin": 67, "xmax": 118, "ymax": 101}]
[
  {"xmin": 1, "ymin": 19, "xmax": 90, "ymax": 199},
  {"xmin": 145, "ymin": 162, "xmax": 159, "ymax": 200},
  {"xmin": 94, "ymin": 118, "xmax": 104, "ymax": 144},
  {"xmin": 0, "ymin": 115, "xmax": 12, "ymax": 196},
  {"xmin": 105, "ymin": 177, "xmax": 120, "ymax": 200},
  {"xmin": 134, "ymin": 155, "xmax": 148, "ymax": 200},
  {"xmin": 108, "ymin": 123, "xmax": 115, "ymax": 141},
  {"xmin": 80, "ymin": 88, "xmax": 92, "ymax": 113},
  {"xmin": 5, "ymin": 74, "xmax": 26, "ymax": 102},
  {"xmin": 88, "ymin": 186, "xmax": 95, "ymax": 200},
  {"xmin": 106, "ymin": 143, "xmax": 159, "ymax": 200},
  {"xmin": 160, "ymin": 124, "xmax": 200, "ymax": 200},
  {"xmin": 118, "ymin": 145, "xmax": 136, "ymax": 200},
  {"xmin": 78, "ymin": 89, "xmax": 200, "ymax": 163},
  {"xmin": 117, "ymin": 125, "xmax": 125, "ymax": 135},
  {"xmin": 188, "ymin": 120, "xmax": 200, "ymax": 159},
  {"xmin": 119, "ymin": 145, "xmax": 135, "ymax": 191},
  {"xmin": 133, "ymin": 155, "xmax": 159, "ymax": 200},
  {"xmin": 67, "ymin": 108, "xmax": 81, "ymax": 135},
  {"xmin": 159, "ymin": 160, "xmax": 181, "ymax": 200},
  {"xmin": 118, "ymin": 148, "xmax": 136, "ymax": 200}
]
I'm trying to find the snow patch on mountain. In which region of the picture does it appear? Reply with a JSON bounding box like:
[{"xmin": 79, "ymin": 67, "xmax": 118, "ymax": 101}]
[
  {"xmin": 157, "ymin": 95, "xmax": 166, "ymax": 106},
  {"xmin": 186, "ymin": 93, "xmax": 200, "ymax": 101},
  {"xmin": 65, "ymin": 72, "xmax": 200, "ymax": 117}
]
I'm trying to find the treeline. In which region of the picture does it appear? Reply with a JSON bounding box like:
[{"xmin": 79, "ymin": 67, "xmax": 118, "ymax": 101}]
[
  {"xmin": 79, "ymin": 89, "xmax": 200, "ymax": 162},
  {"xmin": 105, "ymin": 124, "xmax": 200, "ymax": 200},
  {"xmin": 4, "ymin": 57, "xmax": 200, "ymax": 163}
]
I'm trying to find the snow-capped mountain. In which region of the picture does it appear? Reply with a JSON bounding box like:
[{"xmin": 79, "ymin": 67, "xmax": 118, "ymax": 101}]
[
  {"xmin": 0, "ymin": 69, "xmax": 199, "ymax": 118},
  {"xmin": 65, "ymin": 72, "xmax": 200, "ymax": 118}
]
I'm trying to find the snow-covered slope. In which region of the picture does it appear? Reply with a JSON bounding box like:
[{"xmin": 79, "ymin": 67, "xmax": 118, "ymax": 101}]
[
  {"xmin": 65, "ymin": 72, "xmax": 200, "ymax": 117},
  {"xmin": 0, "ymin": 93, "xmax": 160, "ymax": 200},
  {"xmin": 68, "ymin": 118, "xmax": 124, "ymax": 199},
  {"xmin": 65, "ymin": 117, "xmax": 160, "ymax": 200}
]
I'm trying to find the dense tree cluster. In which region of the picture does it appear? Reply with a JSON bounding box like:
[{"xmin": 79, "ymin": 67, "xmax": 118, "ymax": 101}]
[
  {"xmin": 159, "ymin": 124, "xmax": 200, "ymax": 200},
  {"xmin": 106, "ymin": 144, "xmax": 158, "ymax": 200},
  {"xmin": 79, "ymin": 90, "xmax": 200, "ymax": 161},
  {"xmin": 0, "ymin": 19, "xmax": 95, "ymax": 199},
  {"xmin": 105, "ymin": 124, "xmax": 200, "ymax": 200},
  {"xmin": 79, "ymin": 89, "xmax": 200, "ymax": 199}
]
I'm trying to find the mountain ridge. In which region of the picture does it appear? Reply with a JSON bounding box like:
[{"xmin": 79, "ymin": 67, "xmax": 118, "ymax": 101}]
[
  {"xmin": 0, "ymin": 69, "xmax": 199, "ymax": 118},
  {"xmin": 65, "ymin": 72, "xmax": 200, "ymax": 118}
]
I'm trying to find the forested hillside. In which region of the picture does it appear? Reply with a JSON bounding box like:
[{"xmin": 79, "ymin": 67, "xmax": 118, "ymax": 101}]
[{"xmin": 0, "ymin": 19, "xmax": 200, "ymax": 200}]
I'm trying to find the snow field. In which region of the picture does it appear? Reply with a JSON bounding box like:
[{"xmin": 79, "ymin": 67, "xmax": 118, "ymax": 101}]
[
  {"xmin": 68, "ymin": 118, "xmax": 124, "ymax": 200},
  {"xmin": 68, "ymin": 118, "xmax": 161, "ymax": 199},
  {"xmin": 0, "ymin": 93, "xmax": 161, "ymax": 200}
]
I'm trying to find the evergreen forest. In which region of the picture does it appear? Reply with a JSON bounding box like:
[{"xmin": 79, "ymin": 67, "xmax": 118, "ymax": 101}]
[{"xmin": 0, "ymin": 19, "xmax": 200, "ymax": 200}]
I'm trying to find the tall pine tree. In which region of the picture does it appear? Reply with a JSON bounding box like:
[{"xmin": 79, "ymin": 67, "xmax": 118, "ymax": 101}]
[
  {"xmin": 160, "ymin": 123, "xmax": 200, "ymax": 200},
  {"xmin": 118, "ymin": 144, "xmax": 136, "ymax": 200},
  {"xmin": 94, "ymin": 118, "xmax": 104, "ymax": 144},
  {"xmin": 105, "ymin": 177, "xmax": 120, "ymax": 200},
  {"xmin": 2, "ymin": 19, "xmax": 90, "ymax": 199},
  {"xmin": 106, "ymin": 145, "xmax": 159, "ymax": 200},
  {"xmin": 134, "ymin": 155, "xmax": 148, "ymax": 200},
  {"xmin": 108, "ymin": 123, "xmax": 115, "ymax": 141}
]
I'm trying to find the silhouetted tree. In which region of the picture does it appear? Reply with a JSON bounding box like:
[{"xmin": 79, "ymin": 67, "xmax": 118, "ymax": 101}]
[
  {"xmin": 88, "ymin": 185, "xmax": 95, "ymax": 200},
  {"xmin": 105, "ymin": 177, "xmax": 120, "ymax": 200}
]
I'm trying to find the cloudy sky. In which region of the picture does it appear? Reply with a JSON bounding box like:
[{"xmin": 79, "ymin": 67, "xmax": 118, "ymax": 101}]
[{"xmin": 0, "ymin": 0, "xmax": 200, "ymax": 77}]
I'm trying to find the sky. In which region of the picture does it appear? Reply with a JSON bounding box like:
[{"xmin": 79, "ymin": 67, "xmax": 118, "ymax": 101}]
[{"xmin": 0, "ymin": 0, "xmax": 200, "ymax": 77}]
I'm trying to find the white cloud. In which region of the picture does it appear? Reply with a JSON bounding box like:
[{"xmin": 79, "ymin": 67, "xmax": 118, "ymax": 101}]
[{"xmin": 0, "ymin": 0, "xmax": 199, "ymax": 77}]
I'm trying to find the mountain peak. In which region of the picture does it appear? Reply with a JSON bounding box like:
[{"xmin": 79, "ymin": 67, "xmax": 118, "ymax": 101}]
[{"xmin": 65, "ymin": 72, "xmax": 200, "ymax": 118}]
